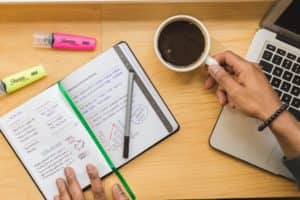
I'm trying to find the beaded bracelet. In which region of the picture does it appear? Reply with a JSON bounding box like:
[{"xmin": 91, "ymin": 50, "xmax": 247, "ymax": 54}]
[{"xmin": 258, "ymin": 104, "xmax": 289, "ymax": 132}]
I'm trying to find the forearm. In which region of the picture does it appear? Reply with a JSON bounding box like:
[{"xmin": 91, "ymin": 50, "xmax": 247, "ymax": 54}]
[{"xmin": 269, "ymin": 111, "xmax": 300, "ymax": 159}]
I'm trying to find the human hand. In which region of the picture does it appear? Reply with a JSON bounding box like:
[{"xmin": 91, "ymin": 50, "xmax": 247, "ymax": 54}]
[
  {"xmin": 205, "ymin": 51, "xmax": 281, "ymax": 121},
  {"xmin": 54, "ymin": 164, "xmax": 129, "ymax": 200}
]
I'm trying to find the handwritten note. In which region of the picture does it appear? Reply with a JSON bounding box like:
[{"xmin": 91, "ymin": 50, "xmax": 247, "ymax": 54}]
[
  {"xmin": 0, "ymin": 85, "xmax": 110, "ymax": 199},
  {"xmin": 61, "ymin": 47, "xmax": 169, "ymax": 167},
  {"xmin": 0, "ymin": 44, "xmax": 178, "ymax": 200}
]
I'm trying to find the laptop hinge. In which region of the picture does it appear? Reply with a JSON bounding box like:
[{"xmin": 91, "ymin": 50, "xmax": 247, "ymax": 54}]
[{"xmin": 276, "ymin": 34, "xmax": 300, "ymax": 49}]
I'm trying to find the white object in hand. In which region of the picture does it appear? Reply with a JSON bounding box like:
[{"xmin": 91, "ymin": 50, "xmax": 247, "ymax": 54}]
[{"xmin": 205, "ymin": 56, "xmax": 219, "ymax": 66}]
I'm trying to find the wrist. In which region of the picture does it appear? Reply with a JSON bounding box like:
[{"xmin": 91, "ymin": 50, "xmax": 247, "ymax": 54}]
[
  {"xmin": 268, "ymin": 109, "xmax": 300, "ymax": 158},
  {"xmin": 257, "ymin": 101, "xmax": 282, "ymax": 121},
  {"xmin": 258, "ymin": 104, "xmax": 288, "ymax": 131},
  {"xmin": 269, "ymin": 110, "xmax": 289, "ymax": 126}
]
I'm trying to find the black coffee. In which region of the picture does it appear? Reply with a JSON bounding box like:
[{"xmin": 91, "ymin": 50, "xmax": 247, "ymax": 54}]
[{"xmin": 158, "ymin": 21, "xmax": 205, "ymax": 67}]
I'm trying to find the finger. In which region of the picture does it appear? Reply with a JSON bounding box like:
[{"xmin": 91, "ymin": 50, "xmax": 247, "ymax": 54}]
[
  {"xmin": 112, "ymin": 184, "xmax": 129, "ymax": 200},
  {"xmin": 204, "ymin": 64, "xmax": 209, "ymax": 71},
  {"xmin": 253, "ymin": 63, "xmax": 261, "ymax": 69},
  {"xmin": 224, "ymin": 65, "xmax": 235, "ymax": 75},
  {"xmin": 213, "ymin": 50, "xmax": 247, "ymax": 74},
  {"xmin": 56, "ymin": 178, "xmax": 71, "ymax": 200},
  {"xmin": 86, "ymin": 164, "xmax": 106, "ymax": 200},
  {"xmin": 204, "ymin": 76, "xmax": 216, "ymax": 89},
  {"xmin": 229, "ymin": 101, "xmax": 236, "ymax": 108},
  {"xmin": 216, "ymin": 87, "xmax": 227, "ymax": 105},
  {"xmin": 54, "ymin": 195, "xmax": 60, "ymax": 200},
  {"xmin": 208, "ymin": 64, "xmax": 241, "ymax": 93},
  {"xmin": 64, "ymin": 167, "xmax": 85, "ymax": 200},
  {"xmin": 227, "ymin": 96, "xmax": 236, "ymax": 108}
]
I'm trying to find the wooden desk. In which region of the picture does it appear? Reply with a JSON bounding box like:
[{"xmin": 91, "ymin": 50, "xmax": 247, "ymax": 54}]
[
  {"xmin": 1, "ymin": 2, "xmax": 299, "ymax": 200},
  {"xmin": 0, "ymin": 0, "xmax": 274, "ymax": 4}
]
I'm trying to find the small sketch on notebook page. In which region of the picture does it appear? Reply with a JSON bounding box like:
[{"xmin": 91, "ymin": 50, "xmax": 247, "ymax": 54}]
[
  {"xmin": 131, "ymin": 104, "xmax": 148, "ymax": 125},
  {"xmin": 96, "ymin": 117, "xmax": 147, "ymax": 153}
]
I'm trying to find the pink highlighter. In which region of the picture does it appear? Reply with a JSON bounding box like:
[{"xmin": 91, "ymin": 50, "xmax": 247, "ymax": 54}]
[{"xmin": 33, "ymin": 32, "xmax": 96, "ymax": 51}]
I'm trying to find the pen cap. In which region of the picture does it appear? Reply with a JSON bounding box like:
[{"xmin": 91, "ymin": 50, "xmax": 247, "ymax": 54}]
[
  {"xmin": 52, "ymin": 32, "xmax": 96, "ymax": 51},
  {"xmin": 33, "ymin": 32, "xmax": 53, "ymax": 48},
  {"xmin": 2, "ymin": 65, "xmax": 47, "ymax": 94}
]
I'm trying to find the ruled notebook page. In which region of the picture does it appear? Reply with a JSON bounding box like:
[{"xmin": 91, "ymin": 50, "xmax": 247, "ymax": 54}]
[
  {"xmin": 0, "ymin": 85, "xmax": 111, "ymax": 199},
  {"xmin": 61, "ymin": 44, "xmax": 176, "ymax": 168}
]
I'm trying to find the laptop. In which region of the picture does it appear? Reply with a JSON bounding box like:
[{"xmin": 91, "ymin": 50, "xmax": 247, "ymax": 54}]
[{"xmin": 210, "ymin": 0, "xmax": 300, "ymax": 180}]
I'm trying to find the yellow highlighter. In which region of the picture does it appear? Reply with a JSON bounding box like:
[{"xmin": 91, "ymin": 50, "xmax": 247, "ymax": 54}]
[{"xmin": 0, "ymin": 65, "xmax": 46, "ymax": 96}]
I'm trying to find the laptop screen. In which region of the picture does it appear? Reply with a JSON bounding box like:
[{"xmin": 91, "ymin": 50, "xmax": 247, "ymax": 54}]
[{"xmin": 275, "ymin": 0, "xmax": 300, "ymax": 35}]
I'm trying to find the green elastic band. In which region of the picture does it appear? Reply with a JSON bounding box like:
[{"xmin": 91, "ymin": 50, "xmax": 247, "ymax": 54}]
[{"xmin": 58, "ymin": 82, "xmax": 136, "ymax": 200}]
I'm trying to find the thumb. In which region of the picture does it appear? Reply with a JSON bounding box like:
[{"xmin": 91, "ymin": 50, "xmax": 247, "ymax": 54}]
[
  {"xmin": 112, "ymin": 184, "xmax": 129, "ymax": 200},
  {"xmin": 208, "ymin": 64, "xmax": 240, "ymax": 92}
]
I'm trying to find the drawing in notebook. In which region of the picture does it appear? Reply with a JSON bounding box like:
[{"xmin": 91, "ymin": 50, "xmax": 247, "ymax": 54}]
[
  {"xmin": 0, "ymin": 42, "xmax": 179, "ymax": 199},
  {"xmin": 131, "ymin": 104, "xmax": 148, "ymax": 125},
  {"xmin": 96, "ymin": 111, "xmax": 149, "ymax": 153}
]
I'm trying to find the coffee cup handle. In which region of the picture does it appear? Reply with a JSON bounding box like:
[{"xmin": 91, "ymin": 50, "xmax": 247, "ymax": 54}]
[{"xmin": 205, "ymin": 56, "xmax": 219, "ymax": 66}]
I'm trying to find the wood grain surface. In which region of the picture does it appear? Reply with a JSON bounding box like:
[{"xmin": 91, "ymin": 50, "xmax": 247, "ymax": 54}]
[{"xmin": 1, "ymin": 1, "xmax": 299, "ymax": 200}]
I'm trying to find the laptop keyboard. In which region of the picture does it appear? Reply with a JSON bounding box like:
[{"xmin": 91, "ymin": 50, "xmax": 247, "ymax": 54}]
[{"xmin": 259, "ymin": 43, "xmax": 300, "ymax": 121}]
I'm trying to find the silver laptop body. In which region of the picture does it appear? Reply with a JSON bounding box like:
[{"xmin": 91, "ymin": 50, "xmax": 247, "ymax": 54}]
[{"xmin": 210, "ymin": 0, "xmax": 300, "ymax": 180}]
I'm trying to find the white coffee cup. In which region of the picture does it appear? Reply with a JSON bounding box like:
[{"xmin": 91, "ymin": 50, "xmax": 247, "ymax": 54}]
[{"xmin": 154, "ymin": 15, "xmax": 217, "ymax": 72}]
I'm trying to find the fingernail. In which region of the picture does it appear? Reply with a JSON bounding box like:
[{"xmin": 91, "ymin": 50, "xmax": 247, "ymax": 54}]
[
  {"xmin": 113, "ymin": 184, "xmax": 124, "ymax": 195},
  {"xmin": 86, "ymin": 165, "xmax": 94, "ymax": 178},
  {"xmin": 56, "ymin": 178, "xmax": 64, "ymax": 187},
  {"xmin": 54, "ymin": 195, "xmax": 59, "ymax": 200},
  {"xmin": 86, "ymin": 164, "xmax": 92, "ymax": 173},
  {"xmin": 86, "ymin": 164, "xmax": 94, "ymax": 173},
  {"xmin": 86, "ymin": 164, "xmax": 99, "ymax": 180},
  {"xmin": 208, "ymin": 64, "xmax": 221, "ymax": 75},
  {"xmin": 64, "ymin": 167, "xmax": 72, "ymax": 177}
]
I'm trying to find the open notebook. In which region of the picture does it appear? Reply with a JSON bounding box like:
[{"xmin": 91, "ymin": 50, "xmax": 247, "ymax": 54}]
[{"xmin": 0, "ymin": 42, "xmax": 179, "ymax": 199}]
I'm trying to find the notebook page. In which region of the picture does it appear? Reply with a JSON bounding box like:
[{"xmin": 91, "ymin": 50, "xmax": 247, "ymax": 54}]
[
  {"xmin": 61, "ymin": 47, "xmax": 170, "ymax": 167},
  {"xmin": 119, "ymin": 43, "xmax": 179, "ymax": 131},
  {"xmin": 0, "ymin": 84, "xmax": 110, "ymax": 199}
]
